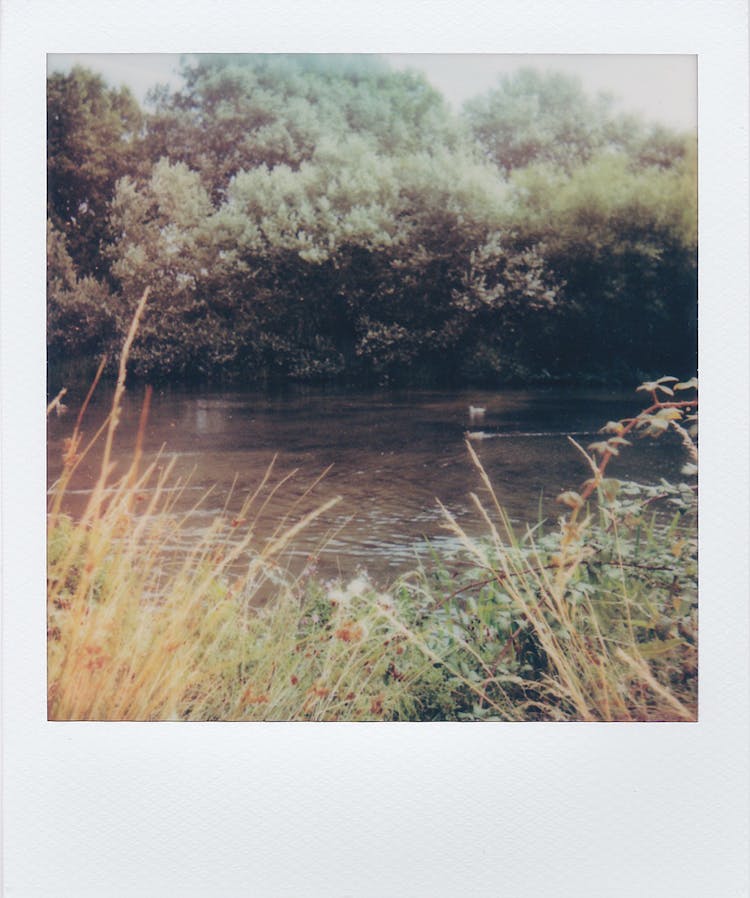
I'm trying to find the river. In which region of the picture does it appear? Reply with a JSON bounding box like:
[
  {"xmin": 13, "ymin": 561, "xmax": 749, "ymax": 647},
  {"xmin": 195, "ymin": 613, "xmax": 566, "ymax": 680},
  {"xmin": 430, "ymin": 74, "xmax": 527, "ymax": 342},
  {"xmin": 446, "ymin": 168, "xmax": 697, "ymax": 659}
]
[{"xmin": 47, "ymin": 384, "xmax": 687, "ymax": 585}]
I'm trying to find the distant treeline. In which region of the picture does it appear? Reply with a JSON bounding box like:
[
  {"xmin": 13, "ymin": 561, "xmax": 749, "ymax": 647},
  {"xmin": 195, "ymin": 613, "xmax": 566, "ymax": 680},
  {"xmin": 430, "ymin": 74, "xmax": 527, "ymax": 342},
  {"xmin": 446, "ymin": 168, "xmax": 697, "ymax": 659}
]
[{"xmin": 48, "ymin": 55, "xmax": 697, "ymax": 386}]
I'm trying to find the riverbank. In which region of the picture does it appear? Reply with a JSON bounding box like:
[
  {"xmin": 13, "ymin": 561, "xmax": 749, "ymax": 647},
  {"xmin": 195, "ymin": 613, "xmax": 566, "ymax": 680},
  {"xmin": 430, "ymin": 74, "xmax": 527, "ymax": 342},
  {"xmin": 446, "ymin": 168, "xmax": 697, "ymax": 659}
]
[
  {"xmin": 47, "ymin": 297, "xmax": 698, "ymax": 720},
  {"xmin": 47, "ymin": 376, "xmax": 698, "ymax": 721}
]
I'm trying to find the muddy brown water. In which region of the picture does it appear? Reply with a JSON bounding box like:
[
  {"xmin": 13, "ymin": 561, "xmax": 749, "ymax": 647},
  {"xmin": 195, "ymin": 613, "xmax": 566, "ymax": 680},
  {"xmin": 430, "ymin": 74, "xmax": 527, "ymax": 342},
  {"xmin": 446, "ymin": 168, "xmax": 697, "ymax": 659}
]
[{"xmin": 47, "ymin": 384, "xmax": 687, "ymax": 586}]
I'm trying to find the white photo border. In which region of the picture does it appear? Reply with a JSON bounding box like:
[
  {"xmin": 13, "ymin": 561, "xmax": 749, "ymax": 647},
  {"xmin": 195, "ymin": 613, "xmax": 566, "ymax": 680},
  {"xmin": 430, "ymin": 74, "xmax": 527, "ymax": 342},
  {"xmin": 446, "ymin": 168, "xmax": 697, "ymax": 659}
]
[{"xmin": 2, "ymin": 2, "xmax": 748, "ymax": 896}]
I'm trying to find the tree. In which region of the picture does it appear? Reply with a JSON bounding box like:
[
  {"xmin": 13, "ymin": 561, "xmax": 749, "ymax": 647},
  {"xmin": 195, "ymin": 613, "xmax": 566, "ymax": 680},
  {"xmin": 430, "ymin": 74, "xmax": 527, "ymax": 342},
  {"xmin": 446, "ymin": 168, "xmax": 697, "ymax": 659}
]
[
  {"xmin": 463, "ymin": 68, "xmax": 625, "ymax": 175},
  {"xmin": 505, "ymin": 142, "xmax": 697, "ymax": 378},
  {"xmin": 106, "ymin": 133, "xmax": 560, "ymax": 383},
  {"xmin": 143, "ymin": 54, "xmax": 462, "ymax": 202},
  {"xmin": 48, "ymin": 67, "xmax": 144, "ymax": 279},
  {"xmin": 107, "ymin": 159, "xmax": 235, "ymax": 378},
  {"xmin": 49, "ymin": 58, "xmax": 697, "ymax": 387},
  {"xmin": 47, "ymin": 219, "xmax": 116, "ymax": 362}
]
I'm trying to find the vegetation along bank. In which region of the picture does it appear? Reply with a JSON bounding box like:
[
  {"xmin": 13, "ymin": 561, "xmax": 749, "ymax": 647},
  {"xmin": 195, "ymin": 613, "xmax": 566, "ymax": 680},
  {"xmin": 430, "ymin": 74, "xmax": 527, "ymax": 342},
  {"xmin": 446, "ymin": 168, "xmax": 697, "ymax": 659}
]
[{"xmin": 48, "ymin": 55, "xmax": 697, "ymax": 387}]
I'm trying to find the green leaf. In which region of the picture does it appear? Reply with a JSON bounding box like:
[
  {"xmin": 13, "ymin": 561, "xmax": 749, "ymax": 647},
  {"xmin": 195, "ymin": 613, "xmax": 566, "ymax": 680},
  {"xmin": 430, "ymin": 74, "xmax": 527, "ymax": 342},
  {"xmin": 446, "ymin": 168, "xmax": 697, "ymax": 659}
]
[
  {"xmin": 600, "ymin": 478, "xmax": 621, "ymax": 501},
  {"xmin": 557, "ymin": 491, "xmax": 583, "ymax": 509},
  {"xmin": 637, "ymin": 638, "xmax": 684, "ymax": 659},
  {"xmin": 638, "ymin": 377, "xmax": 678, "ymax": 394},
  {"xmin": 655, "ymin": 407, "xmax": 682, "ymax": 421}
]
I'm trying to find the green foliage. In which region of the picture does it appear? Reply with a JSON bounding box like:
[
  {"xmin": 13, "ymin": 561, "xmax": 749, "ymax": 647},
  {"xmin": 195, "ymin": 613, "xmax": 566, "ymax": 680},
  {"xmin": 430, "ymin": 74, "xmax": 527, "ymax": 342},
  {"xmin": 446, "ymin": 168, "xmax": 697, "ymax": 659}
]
[
  {"xmin": 47, "ymin": 66, "xmax": 143, "ymax": 280},
  {"xmin": 505, "ymin": 147, "xmax": 697, "ymax": 377},
  {"xmin": 106, "ymin": 160, "xmax": 228, "ymax": 377},
  {"xmin": 48, "ymin": 56, "xmax": 697, "ymax": 387},
  {"xmin": 108, "ymin": 141, "xmax": 560, "ymax": 381},
  {"xmin": 463, "ymin": 68, "xmax": 622, "ymax": 174},
  {"xmin": 463, "ymin": 68, "xmax": 690, "ymax": 177},
  {"xmin": 47, "ymin": 220, "xmax": 117, "ymax": 361},
  {"xmin": 145, "ymin": 54, "xmax": 462, "ymax": 201},
  {"xmin": 398, "ymin": 378, "xmax": 698, "ymax": 720}
]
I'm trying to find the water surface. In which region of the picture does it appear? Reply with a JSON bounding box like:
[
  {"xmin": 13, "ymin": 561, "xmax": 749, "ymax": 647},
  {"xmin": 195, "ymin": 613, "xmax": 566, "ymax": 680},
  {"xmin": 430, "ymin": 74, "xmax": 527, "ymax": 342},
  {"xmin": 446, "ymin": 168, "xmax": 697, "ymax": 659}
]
[{"xmin": 47, "ymin": 384, "xmax": 686, "ymax": 584}]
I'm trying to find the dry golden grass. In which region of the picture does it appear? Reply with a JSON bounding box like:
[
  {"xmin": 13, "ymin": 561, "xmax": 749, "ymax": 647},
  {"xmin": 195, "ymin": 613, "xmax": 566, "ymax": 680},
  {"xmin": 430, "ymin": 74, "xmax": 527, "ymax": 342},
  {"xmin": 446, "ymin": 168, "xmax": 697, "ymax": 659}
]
[{"xmin": 46, "ymin": 291, "xmax": 434, "ymax": 720}]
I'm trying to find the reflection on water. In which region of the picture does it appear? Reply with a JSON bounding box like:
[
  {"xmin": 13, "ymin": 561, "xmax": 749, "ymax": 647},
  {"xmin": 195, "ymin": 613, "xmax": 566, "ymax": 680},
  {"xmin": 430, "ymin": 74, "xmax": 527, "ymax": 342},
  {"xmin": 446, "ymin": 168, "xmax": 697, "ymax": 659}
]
[{"xmin": 47, "ymin": 384, "xmax": 686, "ymax": 584}]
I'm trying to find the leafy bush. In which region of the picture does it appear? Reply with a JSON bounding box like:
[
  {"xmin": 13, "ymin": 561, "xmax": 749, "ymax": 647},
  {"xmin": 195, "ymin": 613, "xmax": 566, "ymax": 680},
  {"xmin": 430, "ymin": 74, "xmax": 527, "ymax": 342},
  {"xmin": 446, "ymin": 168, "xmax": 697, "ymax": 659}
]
[{"xmin": 47, "ymin": 220, "xmax": 117, "ymax": 362}]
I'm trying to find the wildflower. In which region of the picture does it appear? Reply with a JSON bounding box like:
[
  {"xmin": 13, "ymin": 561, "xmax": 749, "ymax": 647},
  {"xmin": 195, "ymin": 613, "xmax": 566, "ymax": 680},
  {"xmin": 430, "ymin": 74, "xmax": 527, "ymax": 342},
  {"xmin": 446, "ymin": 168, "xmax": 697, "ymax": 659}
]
[
  {"xmin": 387, "ymin": 663, "xmax": 404, "ymax": 681},
  {"xmin": 327, "ymin": 585, "xmax": 347, "ymax": 605},
  {"xmin": 376, "ymin": 592, "xmax": 394, "ymax": 610},
  {"xmin": 346, "ymin": 576, "xmax": 369, "ymax": 599},
  {"xmin": 82, "ymin": 647, "xmax": 109, "ymax": 672},
  {"xmin": 333, "ymin": 576, "xmax": 370, "ymax": 607},
  {"xmin": 335, "ymin": 621, "xmax": 364, "ymax": 643},
  {"xmin": 241, "ymin": 685, "xmax": 268, "ymax": 705}
]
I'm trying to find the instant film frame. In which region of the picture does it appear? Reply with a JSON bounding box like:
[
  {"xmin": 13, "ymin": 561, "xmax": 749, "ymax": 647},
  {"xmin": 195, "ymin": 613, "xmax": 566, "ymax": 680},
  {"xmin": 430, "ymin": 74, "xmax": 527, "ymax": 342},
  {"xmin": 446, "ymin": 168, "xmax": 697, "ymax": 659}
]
[{"xmin": 2, "ymin": 1, "xmax": 748, "ymax": 895}]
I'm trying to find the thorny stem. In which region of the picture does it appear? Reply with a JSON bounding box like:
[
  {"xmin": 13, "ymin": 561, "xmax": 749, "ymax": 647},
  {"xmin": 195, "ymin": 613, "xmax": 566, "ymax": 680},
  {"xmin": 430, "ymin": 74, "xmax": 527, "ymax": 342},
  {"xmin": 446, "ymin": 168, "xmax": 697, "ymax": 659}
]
[
  {"xmin": 463, "ymin": 387, "xmax": 698, "ymax": 671},
  {"xmin": 573, "ymin": 396, "xmax": 697, "ymax": 518}
]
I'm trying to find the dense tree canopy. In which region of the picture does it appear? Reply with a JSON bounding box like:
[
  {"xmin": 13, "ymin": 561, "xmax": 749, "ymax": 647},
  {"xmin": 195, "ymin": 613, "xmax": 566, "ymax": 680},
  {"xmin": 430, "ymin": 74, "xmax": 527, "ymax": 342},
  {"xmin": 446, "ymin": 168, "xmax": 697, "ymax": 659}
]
[
  {"xmin": 144, "ymin": 54, "xmax": 462, "ymax": 202},
  {"xmin": 48, "ymin": 55, "xmax": 697, "ymax": 386},
  {"xmin": 505, "ymin": 142, "xmax": 697, "ymax": 377},
  {"xmin": 47, "ymin": 67, "xmax": 143, "ymax": 280}
]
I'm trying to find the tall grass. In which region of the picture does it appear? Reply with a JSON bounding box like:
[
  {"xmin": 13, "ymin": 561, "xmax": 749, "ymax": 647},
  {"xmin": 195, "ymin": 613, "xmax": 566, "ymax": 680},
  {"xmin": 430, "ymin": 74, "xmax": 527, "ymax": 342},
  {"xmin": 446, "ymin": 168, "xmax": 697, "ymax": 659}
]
[
  {"xmin": 48, "ymin": 293, "xmax": 697, "ymax": 721},
  {"xmin": 47, "ymin": 290, "xmax": 438, "ymax": 720},
  {"xmin": 420, "ymin": 440, "xmax": 698, "ymax": 721},
  {"xmin": 399, "ymin": 376, "xmax": 698, "ymax": 722}
]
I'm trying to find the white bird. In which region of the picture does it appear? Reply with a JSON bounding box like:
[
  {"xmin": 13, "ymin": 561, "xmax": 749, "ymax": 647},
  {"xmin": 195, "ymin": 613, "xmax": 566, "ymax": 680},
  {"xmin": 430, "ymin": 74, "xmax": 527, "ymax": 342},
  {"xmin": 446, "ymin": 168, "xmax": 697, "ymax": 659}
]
[{"xmin": 469, "ymin": 405, "xmax": 486, "ymax": 423}]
